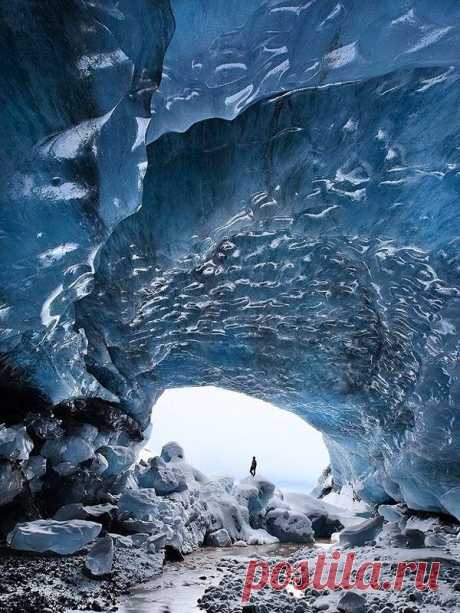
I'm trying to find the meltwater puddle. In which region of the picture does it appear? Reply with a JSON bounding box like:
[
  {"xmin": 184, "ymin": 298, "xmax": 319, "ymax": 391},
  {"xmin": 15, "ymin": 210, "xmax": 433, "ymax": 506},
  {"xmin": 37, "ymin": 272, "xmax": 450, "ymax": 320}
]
[{"xmin": 117, "ymin": 542, "xmax": 308, "ymax": 613}]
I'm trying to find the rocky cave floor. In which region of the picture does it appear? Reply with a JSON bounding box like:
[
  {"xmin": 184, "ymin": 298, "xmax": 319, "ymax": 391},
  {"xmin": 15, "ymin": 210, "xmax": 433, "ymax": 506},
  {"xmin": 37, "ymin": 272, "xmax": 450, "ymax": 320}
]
[
  {"xmin": 1, "ymin": 517, "xmax": 459, "ymax": 613},
  {"xmin": 0, "ymin": 546, "xmax": 164, "ymax": 613},
  {"xmin": 1, "ymin": 444, "xmax": 459, "ymax": 613},
  {"xmin": 199, "ymin": 520, "xmax": 460, "ymax": 613}
]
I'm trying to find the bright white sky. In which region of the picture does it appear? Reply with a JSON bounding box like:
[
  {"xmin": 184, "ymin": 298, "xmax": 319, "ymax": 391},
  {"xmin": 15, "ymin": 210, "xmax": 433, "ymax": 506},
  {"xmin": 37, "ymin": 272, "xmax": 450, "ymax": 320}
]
[{"xmin": 145, "ymin": 386, "xmax": 329, "ymax": 493}]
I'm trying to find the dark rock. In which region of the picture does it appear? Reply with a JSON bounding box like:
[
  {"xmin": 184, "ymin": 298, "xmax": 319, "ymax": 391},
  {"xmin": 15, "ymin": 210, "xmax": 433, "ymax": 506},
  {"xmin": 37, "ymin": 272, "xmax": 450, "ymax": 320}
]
[
  {"xmin": 92, "ymin": 598, "xmax": 106, "ymax": 611},
  {"xmin": 404, "ymin": 529, "xmax": 425, "ymax": 548},
  {"xmin": 310, "ymin": 514, "xmax": 343, "ymax": 539},
  {"xmin": 52, "ymin": 398, "xmax": 143, "ymax": 442},
  {"xmin": 164, "ymin": 545, "xmax": 184, "ymax": 562},
  {"xmin": 337, "ymin": 591, "xmax": 366, "ymax": 613}
]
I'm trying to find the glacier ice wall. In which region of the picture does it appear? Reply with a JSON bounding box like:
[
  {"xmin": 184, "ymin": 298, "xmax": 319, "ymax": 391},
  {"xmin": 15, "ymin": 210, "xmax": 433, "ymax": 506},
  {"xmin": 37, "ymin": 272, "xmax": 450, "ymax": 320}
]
[
  {"xmin": 149, "ymin": 0, "xmax": 460, "ymax": 140},
  {"xmin": 79, "ymin": 65, "xmax": 460, "ymax": 518},
  {"xmin": 0, "ymin": 0, "xmax": 459, "ymax": 522},
  {"xmin": 0, "ymin": 0, "xmax": 173, "ymax": 401},
  {"xmin": 0, "ymin": 0, "xmax": 174, "ymax": 518}
]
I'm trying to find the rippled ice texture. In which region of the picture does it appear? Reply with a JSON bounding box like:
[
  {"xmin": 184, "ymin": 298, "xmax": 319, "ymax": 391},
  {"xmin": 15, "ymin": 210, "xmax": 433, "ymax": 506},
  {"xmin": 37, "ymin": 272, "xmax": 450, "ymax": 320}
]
[
  {"xmin": 0, "ymin": 1, "xmax": 459, "ymax": 521},
  {"xmin": 149, "ymin": 0, "xmax": 460, "ymax": 140},
  {"xmin": 81, "ymin": 65, "xmax": 460, "ymax": 517}
]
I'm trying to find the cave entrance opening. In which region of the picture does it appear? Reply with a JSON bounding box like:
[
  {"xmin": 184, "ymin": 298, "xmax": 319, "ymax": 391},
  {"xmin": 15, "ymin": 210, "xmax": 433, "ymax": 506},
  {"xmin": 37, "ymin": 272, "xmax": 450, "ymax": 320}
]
[{"xmin": 143, "ymin": 385, "xmax": 329, "ymax": 494}]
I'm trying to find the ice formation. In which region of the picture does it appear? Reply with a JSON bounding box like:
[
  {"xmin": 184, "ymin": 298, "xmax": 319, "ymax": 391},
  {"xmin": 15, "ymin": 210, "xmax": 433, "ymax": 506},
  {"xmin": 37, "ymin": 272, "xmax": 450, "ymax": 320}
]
[
  {"xmin": 338, "ymin": 515, "xmax": 384, "ymax": 547},
  {"xmin": 6, "ymin": 443, "xmax": 349, "ymax": 556},
  {"xmin": 7, "ymin": 519, "xmax": 102, "ymax": 555},
  {"xmin": 0, "ymin": 0, "xmax": 459, "ymax": 535},
  {"xmin": 149, "ymin": 0, "xmax": 460, "ymax": 141},
  {"xmin": 85, "ymin": 535, "xmax": 114, "ymax": 577}
]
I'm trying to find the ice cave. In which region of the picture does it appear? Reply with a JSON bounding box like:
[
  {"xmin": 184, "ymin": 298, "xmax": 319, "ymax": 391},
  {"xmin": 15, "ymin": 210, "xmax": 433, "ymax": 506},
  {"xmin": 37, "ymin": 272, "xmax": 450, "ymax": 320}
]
[{"xmin": 0, "ymin": 1, "xmax": 459, "ymax": 611}]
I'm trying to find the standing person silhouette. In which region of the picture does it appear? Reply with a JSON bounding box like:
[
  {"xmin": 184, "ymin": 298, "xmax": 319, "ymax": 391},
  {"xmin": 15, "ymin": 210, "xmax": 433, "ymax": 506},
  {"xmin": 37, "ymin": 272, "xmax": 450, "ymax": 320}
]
[{"xmin": 250, "ymin": 456, "xmax": 257, "ymax": 477}]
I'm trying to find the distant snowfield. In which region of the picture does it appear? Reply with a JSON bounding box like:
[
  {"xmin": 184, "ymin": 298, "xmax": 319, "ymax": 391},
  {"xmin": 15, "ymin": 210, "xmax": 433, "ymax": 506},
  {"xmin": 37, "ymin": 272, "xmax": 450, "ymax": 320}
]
[{"xmin": 144, "ymin": 386, "xmax": 330, "ymax": 490}]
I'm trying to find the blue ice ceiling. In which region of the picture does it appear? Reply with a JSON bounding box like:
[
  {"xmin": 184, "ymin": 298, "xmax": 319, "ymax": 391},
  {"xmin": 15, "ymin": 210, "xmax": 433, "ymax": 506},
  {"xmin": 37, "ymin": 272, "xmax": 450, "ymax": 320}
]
[
  {"xmin": 0, "ymin": 0, "xmax": 459, "ymax": 519},
  {"xmin": 149, "ymin": 0, "xmax": 460, "ymax": 140}
]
